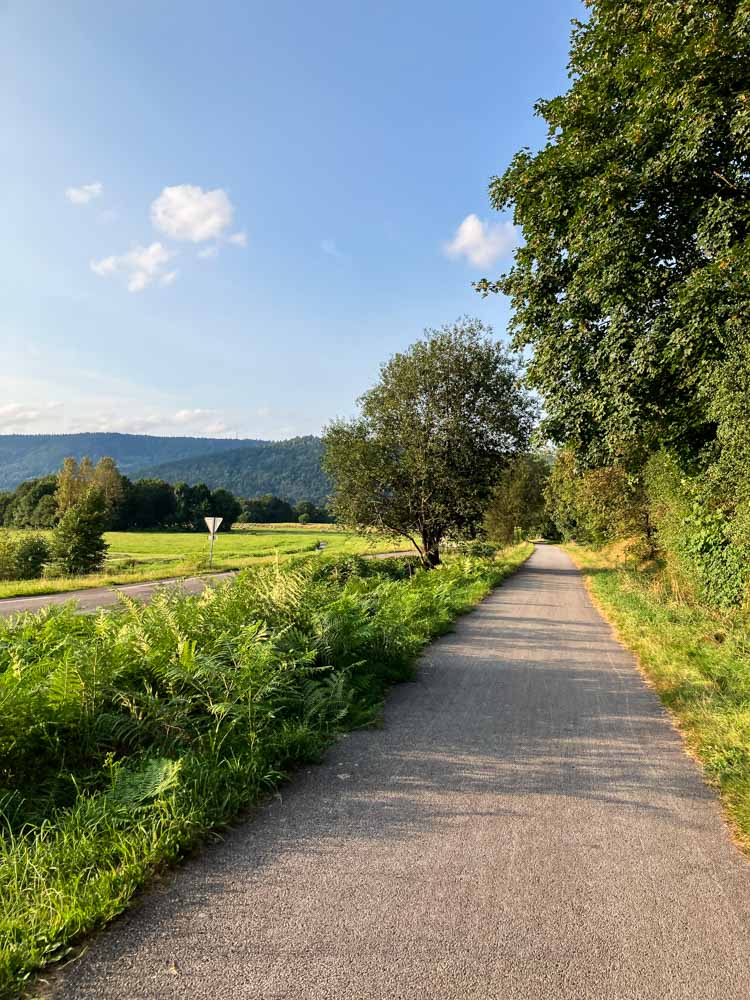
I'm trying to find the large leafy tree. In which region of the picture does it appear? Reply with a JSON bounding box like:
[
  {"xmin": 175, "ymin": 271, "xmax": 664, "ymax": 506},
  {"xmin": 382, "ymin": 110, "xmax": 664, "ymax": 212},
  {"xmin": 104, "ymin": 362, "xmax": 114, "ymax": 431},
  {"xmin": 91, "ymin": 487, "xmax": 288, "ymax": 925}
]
[
  {"xmin": 323, "ymin": 318, "xmax": 534, "ymax": 567},
  {"xmin": 477, "ymin": 1, "xmax": 750, "ymax": 465}
]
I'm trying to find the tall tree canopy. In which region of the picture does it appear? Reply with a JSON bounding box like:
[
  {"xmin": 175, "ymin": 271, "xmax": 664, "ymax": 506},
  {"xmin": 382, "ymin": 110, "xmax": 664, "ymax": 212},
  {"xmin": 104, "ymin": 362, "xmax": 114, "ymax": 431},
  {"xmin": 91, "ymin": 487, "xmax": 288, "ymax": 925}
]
[
  {"xmin": 323, "ymin": 318, "xmax": 534, "ymax": 567},
  {"xmin": 477, "ymin": 0, "xmax": 750, "ymax": 464}
]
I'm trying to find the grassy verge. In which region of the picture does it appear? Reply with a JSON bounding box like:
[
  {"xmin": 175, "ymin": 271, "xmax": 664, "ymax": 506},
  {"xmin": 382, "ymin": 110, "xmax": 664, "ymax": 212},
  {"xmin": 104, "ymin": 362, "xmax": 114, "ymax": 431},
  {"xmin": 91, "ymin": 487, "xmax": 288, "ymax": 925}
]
[
  {"xmin": 0, "ymin": 526, "xmax": 405, "ymax": 600},
  {"xmin": 568, "ymin": 543, "xmax": 750, "ymax": 853},
  {"xmin": 0, "ymin": 543, "xmax": 532, "ymax": 998}
]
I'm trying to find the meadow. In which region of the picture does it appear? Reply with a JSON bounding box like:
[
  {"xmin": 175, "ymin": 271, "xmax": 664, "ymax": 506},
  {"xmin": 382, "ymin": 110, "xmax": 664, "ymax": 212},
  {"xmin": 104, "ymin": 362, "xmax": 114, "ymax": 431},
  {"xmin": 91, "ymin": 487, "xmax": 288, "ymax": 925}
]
[
  {"xmin": 0, "ymin": 524, "xmax": 404, "ymax": 600},
  {"xmin": 0, "ymin": 544, "xmax": 532, "ymax": 997}
]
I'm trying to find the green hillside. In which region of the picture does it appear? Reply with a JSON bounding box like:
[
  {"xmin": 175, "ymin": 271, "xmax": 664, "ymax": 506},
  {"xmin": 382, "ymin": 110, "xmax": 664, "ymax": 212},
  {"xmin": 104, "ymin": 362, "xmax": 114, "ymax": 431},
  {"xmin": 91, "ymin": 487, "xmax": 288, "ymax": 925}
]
[
  {"xmin": 139, "ymin": 436, "xmax": 330, "ymax": 504},
  {"xmin": 0, "ymin": 433, "xmax": 264, "ymax": 491}
]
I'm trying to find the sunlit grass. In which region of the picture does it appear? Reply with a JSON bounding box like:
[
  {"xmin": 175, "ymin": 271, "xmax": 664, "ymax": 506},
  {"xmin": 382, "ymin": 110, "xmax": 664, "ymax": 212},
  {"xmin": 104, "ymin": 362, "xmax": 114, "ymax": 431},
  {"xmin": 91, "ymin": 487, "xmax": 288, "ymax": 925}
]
[
  {"xmin": 568, "ymin": 542, "xmax": 750, "ymax": 855},
  {"xmin": 0, "ymin": 525, "xmax": 405, "ymax": 599}
]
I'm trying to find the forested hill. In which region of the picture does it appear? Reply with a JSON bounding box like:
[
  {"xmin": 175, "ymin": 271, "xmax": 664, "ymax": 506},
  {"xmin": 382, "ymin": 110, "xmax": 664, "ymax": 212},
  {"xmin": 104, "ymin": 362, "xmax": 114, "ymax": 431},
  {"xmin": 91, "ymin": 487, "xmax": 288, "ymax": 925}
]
[
  {"xmin": 0, "ymin": 433, "xmax": 265, "ymax": 490},
  {"xmin": 139, "ymin": 436, "xmax": 330, "ymax": 505}
]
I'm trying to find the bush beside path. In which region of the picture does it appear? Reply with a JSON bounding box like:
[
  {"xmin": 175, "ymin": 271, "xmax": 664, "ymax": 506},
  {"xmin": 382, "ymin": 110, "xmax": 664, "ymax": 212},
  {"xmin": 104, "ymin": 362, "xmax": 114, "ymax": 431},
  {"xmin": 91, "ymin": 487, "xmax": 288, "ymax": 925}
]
[
  {"xmin": 0, "ymin": 546, "xmax": 532, "ymax": 999},
  {"xmin": 39, "ymin": 545, "xmax": 750, "ymax": 999}
]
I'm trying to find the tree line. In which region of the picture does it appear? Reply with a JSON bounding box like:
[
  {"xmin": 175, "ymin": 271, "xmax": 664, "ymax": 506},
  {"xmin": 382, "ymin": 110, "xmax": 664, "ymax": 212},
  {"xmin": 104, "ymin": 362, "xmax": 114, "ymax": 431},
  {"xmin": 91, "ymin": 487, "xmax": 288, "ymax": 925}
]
[
  {"xmin": 473, "ymin": 1, "xmax": 750, "ymax": 608},
  {"xmin": 0, "ymin": 456, "xmax": 334, "ymax": 582},
  {"xmin": 0, "ymin": 458, "xmax": 243, "ymax": 533},
  {"xmin": 0, "ymin": 461, "xmax": 333, "ymax": 534}
]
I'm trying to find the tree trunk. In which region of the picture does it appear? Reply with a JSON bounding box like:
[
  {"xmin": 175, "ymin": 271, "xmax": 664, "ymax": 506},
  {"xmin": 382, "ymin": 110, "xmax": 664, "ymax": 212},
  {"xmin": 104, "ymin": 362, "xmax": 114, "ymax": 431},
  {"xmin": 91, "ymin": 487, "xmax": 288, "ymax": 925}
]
[
  {"xmin": 643, "ymin": 509, "xmax": 656, "ymax": 560},
  {"xmin": 421, "ymin": 532, "xmax": 441, "ymax": 569}
]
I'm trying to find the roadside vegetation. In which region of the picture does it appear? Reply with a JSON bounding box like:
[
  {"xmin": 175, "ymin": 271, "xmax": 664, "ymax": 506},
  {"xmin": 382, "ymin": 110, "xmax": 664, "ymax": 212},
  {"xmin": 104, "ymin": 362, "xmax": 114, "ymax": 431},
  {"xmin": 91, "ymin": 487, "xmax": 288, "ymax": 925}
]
[
  {"xmin": 569, "ymin": 542, "xmax": 750, "ymax": 854},
  {"xmin": 0, "ymin": 525, "xmax": 402, "ymax": 600},
  {"xmin": 476, "ymin": 1, "xmax": 749, "ymax": 612},
  {"xmin": 0, "ymin": 544, "xmax": 532, "ymax": 998}
]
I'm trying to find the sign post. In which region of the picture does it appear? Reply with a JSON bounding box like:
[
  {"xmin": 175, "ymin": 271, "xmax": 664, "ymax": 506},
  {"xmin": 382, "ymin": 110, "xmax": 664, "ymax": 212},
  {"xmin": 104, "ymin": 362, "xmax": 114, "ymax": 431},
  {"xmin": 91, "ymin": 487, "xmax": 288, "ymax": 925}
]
[{"xmin": 204, "ymin": 516, "xmax": 223, "ymax": 568}]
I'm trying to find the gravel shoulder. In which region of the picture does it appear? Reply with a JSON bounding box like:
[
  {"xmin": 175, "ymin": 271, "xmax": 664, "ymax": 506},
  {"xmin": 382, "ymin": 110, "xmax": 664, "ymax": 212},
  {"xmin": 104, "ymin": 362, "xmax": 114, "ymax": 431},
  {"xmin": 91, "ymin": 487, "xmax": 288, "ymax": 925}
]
[{"xmin": 50, "ymin": 544, "xmax": 750, "ymax": 999}]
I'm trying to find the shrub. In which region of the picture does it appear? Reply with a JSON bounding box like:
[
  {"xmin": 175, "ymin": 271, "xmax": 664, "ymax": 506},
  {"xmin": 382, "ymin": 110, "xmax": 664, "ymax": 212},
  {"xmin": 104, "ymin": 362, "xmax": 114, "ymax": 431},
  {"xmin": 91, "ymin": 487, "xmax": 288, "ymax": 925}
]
[
  {"xmin": 11, "ymin": 534, "xmax": 50, "ymax": 580},
  {"xmin": 50, "ymin": 487, "xmax": 109, "ymax": 576},
  {"xmin": 0, "ymin": 532, "xmax": 51, "ymax": 581},
  {"xmin": 0, "ymin": 533, "xmax": 16, "ymax": 580},
  {"xmin": 546, "ymin": 449, "xmax": 648, "ymax": 545},
  {"xmin": 454, "ymin": 540, "xmax": 500, "ymax": 558},
  {"xmin": 645, "ymin": 451, "xmax": 749, "ymax": 608}
]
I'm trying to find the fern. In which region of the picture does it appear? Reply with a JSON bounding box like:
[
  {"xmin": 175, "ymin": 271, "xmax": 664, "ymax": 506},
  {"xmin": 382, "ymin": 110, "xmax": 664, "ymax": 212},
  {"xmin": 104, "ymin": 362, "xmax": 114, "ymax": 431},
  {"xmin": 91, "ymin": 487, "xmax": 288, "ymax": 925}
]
[{"xmin": 108, "ymin": 757, "xmax": 182, "ymax": 807}]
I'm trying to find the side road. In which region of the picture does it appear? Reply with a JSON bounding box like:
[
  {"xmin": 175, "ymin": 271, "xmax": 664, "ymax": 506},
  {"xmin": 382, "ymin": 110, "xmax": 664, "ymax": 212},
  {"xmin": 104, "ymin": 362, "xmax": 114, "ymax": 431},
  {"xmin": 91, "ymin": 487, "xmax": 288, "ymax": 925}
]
[
  {"xmin": 50, "ymin": 544, "xmax": 750, "ymax": 999},
  {"xmin": 0, "ymin": 551, "xmax": 414, "ymax": 618}
]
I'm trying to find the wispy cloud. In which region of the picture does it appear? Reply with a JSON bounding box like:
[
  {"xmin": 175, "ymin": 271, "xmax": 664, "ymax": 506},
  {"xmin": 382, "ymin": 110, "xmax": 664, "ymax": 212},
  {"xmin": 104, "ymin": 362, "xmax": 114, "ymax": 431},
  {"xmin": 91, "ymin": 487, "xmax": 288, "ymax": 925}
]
[
  {"xmin": 443, "ymin": 214, "xmax": 518, "ymax": 268},
  {"xmin": 320, "ymin": 238, "xmax": 343, "ymax": 259},
  {"xmin": 65, "ymin": 182, "xmax": 103, "ymax": 205},
  {"xmin": 89, "ymin": 408, "xmax": 229, "ymax": 436},
  {"xmin": 0, "ymin": 402, "xmax": 63, "ymax": 432},
  {"xmin": 228, "ymin": 231, "xmax": 247, "ymax": 247},
  {"xmin": 198, "ymin": 245, "xmax": 219, "ymax": 259},
  {"xmin": 91, "ymin": 242, "xmax": 176, "ymax": 292}
]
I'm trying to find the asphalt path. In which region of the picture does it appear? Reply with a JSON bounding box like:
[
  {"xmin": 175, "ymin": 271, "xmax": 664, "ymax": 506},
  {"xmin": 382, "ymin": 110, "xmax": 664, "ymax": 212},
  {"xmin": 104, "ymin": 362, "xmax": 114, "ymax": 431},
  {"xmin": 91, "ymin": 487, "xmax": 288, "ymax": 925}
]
[
  {"xmin": 0, "ymin": 552, "xmax": 413, "ymax": 619},
  {"xmin": 50, "ymin": 544, "xmax": 750, "ymax": 999}
]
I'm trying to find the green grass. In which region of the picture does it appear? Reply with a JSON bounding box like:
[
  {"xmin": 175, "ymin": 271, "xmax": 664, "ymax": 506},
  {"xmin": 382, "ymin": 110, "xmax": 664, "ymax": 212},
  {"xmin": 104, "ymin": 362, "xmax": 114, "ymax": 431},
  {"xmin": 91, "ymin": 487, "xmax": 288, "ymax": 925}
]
[
  {"xmin": 0, "ymin": 525, "xmax": 405, "ymax": 599},
  {"xmin": 0, "ymin": 543, "xmax": 532, "ymax": 999},
  {"xmin": 568, "ymin": 543, "xmax": 750, "ymax": 854}
]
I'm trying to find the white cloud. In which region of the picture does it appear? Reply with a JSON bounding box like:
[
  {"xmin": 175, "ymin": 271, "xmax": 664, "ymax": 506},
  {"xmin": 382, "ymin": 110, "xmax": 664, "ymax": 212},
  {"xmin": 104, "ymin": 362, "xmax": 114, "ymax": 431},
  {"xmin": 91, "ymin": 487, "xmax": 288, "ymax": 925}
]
[
  {"xmin": 443, "ymin": 214, "xmax": 518, "ymax": 268},
  {"xmin": 90, "ymin": 242, "xmax": 176, "ymax": 292},
  {"xmin": 151, "ymin": 184, "xmax": 234, "ymax": 243},
  {"xmin": 160, "ymin": 269, "xmax": 179, "ymax": 287},
  {"xmin": 320, "ymin": 239, "xmax": 342, "ymax": 258},
  {"xmin": 66, "ymin": 182, "xmax": 103, "ymax": 205},
  {"xmin": 228, "ymin": 231, "xmax": 247, "ymax": 247},
  {"xmin": 198, "ymin": 245, "xmax": 219, "ymax": 259}
]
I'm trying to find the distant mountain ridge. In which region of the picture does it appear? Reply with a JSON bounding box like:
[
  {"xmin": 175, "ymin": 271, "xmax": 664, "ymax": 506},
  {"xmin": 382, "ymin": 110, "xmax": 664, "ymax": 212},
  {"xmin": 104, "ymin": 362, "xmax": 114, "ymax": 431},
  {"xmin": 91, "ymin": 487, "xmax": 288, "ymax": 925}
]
[
  {"xmin": 0, "ymin": 432, "xmax": 329, "ymax": 505},
  {"xmin": 139, "ymin": 436, "xmax": 330, "ymax": 505},
  {"xmin": 0, "ymin": 432, "xmax": 265, "ymax": 491}
]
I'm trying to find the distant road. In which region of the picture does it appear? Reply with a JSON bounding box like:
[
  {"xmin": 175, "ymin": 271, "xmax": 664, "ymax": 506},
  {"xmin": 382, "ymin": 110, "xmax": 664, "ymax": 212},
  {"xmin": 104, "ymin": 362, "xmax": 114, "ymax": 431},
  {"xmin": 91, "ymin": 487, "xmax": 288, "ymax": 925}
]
[
  {"xmin": 0, "ymin": 572, "xmax": 237, "ymax": 619},
  {"xmin": 0, "ymin": 552, "xmax": 414, "ymax": 619}
]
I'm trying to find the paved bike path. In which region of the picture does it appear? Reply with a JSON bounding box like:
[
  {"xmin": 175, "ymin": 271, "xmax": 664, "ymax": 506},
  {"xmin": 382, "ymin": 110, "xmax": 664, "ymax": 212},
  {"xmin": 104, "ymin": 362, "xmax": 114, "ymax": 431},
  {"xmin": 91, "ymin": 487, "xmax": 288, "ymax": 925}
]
[{"xmin": 52, "ymin": 545, "xmax": 750, "ymax": 999}]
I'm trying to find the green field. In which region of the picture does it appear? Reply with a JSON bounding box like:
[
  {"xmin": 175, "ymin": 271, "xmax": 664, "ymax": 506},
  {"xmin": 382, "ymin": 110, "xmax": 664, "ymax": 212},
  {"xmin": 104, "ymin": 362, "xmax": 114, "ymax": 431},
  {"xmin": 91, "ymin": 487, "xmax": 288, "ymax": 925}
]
[{"xmin": 0, "ymin": 524, "xmax": 405, "ymax": 599}]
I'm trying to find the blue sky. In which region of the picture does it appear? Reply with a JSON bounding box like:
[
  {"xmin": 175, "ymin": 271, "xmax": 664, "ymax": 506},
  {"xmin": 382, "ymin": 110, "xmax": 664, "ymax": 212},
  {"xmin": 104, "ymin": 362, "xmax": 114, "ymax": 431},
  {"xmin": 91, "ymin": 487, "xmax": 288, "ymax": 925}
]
[{"xmin": 3, "ymin": 0, "xmax": 583, "ymax": 440}]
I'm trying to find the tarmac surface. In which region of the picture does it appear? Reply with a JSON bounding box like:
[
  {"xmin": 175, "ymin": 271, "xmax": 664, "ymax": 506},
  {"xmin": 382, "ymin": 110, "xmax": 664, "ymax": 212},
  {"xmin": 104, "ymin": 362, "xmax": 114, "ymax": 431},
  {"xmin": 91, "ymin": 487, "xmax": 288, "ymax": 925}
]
[{"xmin": 50, "ymin": 544, "xmax": 750, "ymax": 999}]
